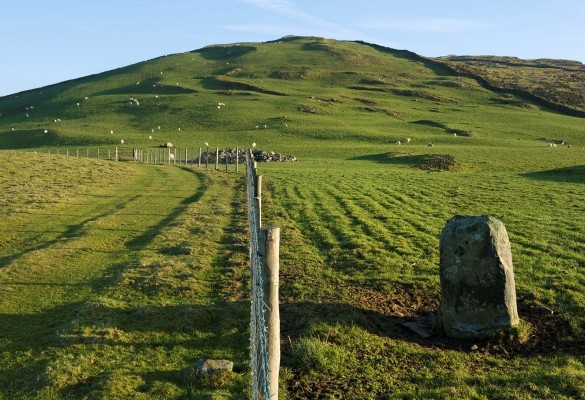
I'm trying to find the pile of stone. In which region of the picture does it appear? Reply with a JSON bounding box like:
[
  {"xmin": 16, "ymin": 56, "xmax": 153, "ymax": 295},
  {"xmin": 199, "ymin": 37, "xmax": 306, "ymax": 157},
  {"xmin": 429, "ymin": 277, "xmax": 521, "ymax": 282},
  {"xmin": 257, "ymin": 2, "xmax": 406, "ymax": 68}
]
[
  {"xmin": 251, "ymin": 149, "xmax": 298, "ymax": 162},
  {"xmin": 198, "ymin": 149, "xmax": 297, "ymax": 164}
]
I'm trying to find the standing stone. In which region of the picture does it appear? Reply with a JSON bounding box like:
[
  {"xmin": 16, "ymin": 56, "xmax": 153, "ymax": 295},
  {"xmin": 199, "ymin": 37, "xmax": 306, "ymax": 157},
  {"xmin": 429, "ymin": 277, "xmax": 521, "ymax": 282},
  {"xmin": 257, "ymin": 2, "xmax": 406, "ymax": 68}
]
[{"xmin": 439, "ymin": 215, "xmax": 519, "ymax": 339}]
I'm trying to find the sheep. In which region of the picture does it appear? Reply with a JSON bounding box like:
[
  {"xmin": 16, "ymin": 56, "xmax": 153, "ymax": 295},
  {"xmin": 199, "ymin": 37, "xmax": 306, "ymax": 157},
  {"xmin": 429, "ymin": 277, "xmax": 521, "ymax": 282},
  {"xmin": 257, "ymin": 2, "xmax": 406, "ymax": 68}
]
[
  {"xmin": 110, "ymin": 130, "xmax": 114, "ymax": 134},
  {"xmin": 547, "ymin": 143, "xmax": 554, "ymax": 147},
  {"xmin": 120, "ymin": 139, "xmax": 124, "ymax": 144},
  {"xmin": 453, "ymin": 133, "xmax": 457, "ymax": 137},
  {"xmin": 427, "ymin": 142, "xmax": 434, "ymax": 147},
  {"xmin": 405, "ymin": 137, "xmax": 411, "ymax": 143},
  {"xmin": 149, "ymin": 135, "xmax": 152, "ymax": 140},
  {"xmin": 396, "ymin": 141, "xmax": 401, "ymax": 145},
  {"xmin": 169, "ymin": 153, "xmax": 175, "ymax": 161},
  {"xmin": 43, "ymin": 129, "xmax": 48, "ymax": 134}
]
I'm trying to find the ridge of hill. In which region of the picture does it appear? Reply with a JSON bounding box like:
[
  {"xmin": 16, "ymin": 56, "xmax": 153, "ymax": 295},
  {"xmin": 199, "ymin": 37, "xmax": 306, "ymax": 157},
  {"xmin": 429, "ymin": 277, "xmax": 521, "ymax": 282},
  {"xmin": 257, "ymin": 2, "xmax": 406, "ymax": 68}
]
[
  {"xmin": 1, "ymin": 35, "xmax": 583, "ymax": 156},
  {"xmin": 434, "ymin": 54, "xmax": 585, "ymax": 115}
]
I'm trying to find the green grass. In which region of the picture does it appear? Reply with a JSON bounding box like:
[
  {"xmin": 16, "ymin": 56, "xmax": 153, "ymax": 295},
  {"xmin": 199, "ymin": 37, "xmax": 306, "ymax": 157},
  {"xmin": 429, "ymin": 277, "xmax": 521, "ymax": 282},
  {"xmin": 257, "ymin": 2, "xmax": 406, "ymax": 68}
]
[
  {"xmin": 0, "ymin": 36, "xmax": 584, "ymax": 399},
  {"xmin": 0, "ymin": 152, "xmax": 250, "ymax": 399}
]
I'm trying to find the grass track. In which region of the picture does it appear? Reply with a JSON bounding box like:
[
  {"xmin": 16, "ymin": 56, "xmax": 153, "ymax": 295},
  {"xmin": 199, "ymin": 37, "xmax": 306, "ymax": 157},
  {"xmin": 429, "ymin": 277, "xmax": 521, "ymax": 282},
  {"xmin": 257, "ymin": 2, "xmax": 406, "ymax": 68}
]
[{"xmin": 0, "ymin": 152, "xmax": 251, "ymax": 398}]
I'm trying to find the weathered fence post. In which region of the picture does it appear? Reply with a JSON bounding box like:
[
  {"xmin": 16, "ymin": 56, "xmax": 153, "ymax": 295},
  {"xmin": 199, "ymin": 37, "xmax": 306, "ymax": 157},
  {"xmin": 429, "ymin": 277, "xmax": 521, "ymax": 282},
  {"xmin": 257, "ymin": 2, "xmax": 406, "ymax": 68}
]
[
  {"xmin": 199, "ymin": 147, "xmax": 202, "ymax": 167},
  {"xmin": 236, "ymin": 147, "xmax": 240, "ymax": 173},
  {"xmin": 215, "ymin": 147, "xmax": 219, "ymax": 170},
  {"xmin": 259, "ymin": 226, "xmax": 281, "ymax": 400},
  {"xmin": 115, "ymin": 147, "xmax": 119, "ymax": 162},
  {"xmin": 255, "ymin": 175, "xmax": 262, "ymax": 228},
  {"xmin": 225, "ymin": 151, "xmax": 229, "ymax": 171},
  {"xmin": 97, "ymin": 148, "xmax": 100, "ymax": 160},
  {"xmin": 185, "ymin": 147, "xmax": 188, "ymax": 166}
]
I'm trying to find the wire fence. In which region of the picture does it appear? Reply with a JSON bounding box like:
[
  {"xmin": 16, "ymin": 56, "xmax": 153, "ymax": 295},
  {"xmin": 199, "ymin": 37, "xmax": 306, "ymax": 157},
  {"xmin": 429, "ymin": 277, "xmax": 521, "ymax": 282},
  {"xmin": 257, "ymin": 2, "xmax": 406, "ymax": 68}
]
[
  {"xmin": 35, "ymin": 146, "xmax": 244, "ymax": 170},
  {"xmin": 246, "ymin": 150, "xmax": 272, "ymax": 400}
]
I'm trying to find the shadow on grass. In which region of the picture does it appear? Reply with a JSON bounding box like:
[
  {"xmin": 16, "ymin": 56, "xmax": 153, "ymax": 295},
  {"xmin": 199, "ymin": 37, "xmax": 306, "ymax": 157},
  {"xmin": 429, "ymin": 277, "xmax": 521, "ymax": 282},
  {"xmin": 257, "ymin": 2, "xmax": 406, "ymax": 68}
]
[
  {"xmin": 125, "ymin": 170, "xmax": 209, "ymax": 250},
  {"xmin": 94, "ymin": 77, "xmax": 197, "ymax": 96},
  {"xmin": 0, "ymin": 300, "xmax": 250, "ymax": 398},
  {"xmin": 0, "ymin": 194, "xmax": 142, "ymax": 269},
  {"xmin": 349, "ymin": 152, "xmax": 427, "ymax": 165},
  {"xmin": 281, "ymin": 296, "xmax": 585, "ymax": 360},
  {"xmin": 522, "ymin": 165, "xmax": 585, "ymax": 184},
  {"xmin": 198, "ymin": 45, "xmax": 257, "ymax": 61}
]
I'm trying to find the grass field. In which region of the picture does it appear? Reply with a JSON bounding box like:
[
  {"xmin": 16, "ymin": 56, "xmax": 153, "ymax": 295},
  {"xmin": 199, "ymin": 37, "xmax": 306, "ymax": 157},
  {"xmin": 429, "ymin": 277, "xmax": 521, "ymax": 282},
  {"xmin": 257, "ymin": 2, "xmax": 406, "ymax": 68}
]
[{"xmin": 0, "ymin": 36, "xmax": 584, "ymax": 399}]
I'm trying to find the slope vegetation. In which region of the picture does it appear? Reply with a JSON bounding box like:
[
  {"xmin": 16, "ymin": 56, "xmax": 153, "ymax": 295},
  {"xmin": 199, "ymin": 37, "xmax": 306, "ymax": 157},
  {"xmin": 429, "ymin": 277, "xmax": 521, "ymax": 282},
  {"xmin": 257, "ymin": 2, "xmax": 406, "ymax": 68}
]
[{"xmin": 0, "ymin": 36, "xmax": 584, "ymax": 399}]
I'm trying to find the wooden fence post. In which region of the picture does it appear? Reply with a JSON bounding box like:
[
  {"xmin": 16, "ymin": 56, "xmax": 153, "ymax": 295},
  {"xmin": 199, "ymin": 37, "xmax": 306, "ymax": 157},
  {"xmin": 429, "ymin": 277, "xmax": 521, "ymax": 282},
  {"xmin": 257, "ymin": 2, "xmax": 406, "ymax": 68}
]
[
  {"xmin": 259, "ymin": 226, "xmax": 281, "ymax": 400},
  {"xmin": 236, "ymin": 147, "xmax": 239, "ymax": 173},
  {"xmin": 215, "ymin": 147, "xmax": 219, "ymax": 170},
  {"xmin": 115, "ymin": 147, "xmax": 119, "ymax": 162},
  {"xmin": 199, "ymin": 147, "xmax": 202, "ymax": 167},
  {"xmin": 185, "ymin": 147, "xmax": 188, "ymax": 166}
]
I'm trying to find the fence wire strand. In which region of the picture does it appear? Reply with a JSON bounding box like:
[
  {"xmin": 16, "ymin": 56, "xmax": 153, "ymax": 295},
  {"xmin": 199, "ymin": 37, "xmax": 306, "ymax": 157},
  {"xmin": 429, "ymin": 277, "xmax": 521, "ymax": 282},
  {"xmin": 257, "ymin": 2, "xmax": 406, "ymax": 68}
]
[{"xmin": 247, "ymin": 150, "xmax": 271, "ymax": 400}]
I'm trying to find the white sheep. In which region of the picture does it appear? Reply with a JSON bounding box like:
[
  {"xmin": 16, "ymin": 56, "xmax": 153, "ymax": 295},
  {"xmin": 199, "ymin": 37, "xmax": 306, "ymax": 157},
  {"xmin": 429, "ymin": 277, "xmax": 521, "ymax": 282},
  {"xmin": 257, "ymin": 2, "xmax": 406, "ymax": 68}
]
[
  {"xmin": 405, "ymin": 137, "xmax": 411, "ymax": 143},
  {"xmin": 396, "ymin": 141, "xmax": 401, "ymax": 145},
  {"xmin": 169, "ymin": 153, "xmax": 175, "ymax": 161},
  {"xmin": 427, "ymin": 142, "xmax": 434, "ymax": 147},
  {"xmin": 43, "ymin": 129, "xmax": 48, "ymax": 134},
  {"xmin": 120, "ymin": 139, "xmax": 124, "ymax": 144}
]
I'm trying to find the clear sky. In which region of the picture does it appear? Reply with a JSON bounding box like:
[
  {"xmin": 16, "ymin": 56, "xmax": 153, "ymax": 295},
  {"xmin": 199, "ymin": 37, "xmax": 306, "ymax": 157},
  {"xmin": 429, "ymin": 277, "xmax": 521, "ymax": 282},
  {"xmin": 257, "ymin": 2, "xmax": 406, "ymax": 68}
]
[{"xmin": 1, "ymin": 0, "xmax": 584, "ymax": 97}]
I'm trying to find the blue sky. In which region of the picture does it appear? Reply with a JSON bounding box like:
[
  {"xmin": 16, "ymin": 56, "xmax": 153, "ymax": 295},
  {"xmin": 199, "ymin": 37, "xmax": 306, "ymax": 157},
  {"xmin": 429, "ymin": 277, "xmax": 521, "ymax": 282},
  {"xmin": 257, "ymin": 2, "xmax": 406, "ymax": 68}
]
[{"xmin": 1, "ymin": 0, "xmax": 584, "ymax": 96}]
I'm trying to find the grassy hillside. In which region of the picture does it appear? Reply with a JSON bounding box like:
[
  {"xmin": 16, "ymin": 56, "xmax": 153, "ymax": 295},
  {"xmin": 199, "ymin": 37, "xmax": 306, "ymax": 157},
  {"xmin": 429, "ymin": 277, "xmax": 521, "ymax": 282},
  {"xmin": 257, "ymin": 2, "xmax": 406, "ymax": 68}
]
[{"xmin": 1, "ymin": 36, "xmax": 584, "ymax": 399}]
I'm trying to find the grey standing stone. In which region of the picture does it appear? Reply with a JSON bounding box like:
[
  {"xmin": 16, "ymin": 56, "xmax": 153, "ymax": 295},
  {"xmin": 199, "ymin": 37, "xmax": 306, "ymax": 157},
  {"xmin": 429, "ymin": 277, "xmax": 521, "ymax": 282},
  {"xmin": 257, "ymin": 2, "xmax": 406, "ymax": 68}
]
[{"xmin": 440, "ymin": 215, "xmax": 519, "ymax": 339}]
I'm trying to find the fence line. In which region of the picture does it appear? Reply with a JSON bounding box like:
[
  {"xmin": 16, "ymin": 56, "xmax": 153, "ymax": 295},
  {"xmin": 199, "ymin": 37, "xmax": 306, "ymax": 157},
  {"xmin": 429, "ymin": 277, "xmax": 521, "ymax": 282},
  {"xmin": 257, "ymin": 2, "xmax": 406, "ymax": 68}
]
[
  {"xmin": 36, "ymin": 146, "xmax": 246, "ymax": 171},
  {"xmin": 34, "ymin": 145, "xmax": 280, "ymax": 396},
  {"xmin": 247, "ymin": 150, "xmax": 280, "ymax": 400}
]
